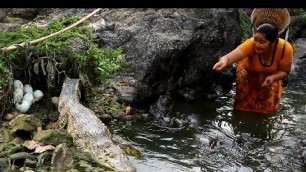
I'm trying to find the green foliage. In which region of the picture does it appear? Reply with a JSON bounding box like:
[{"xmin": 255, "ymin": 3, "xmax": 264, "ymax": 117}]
[
  {"xmin": 288, "ymin": 8, "xmax": 306, "ymax": 16},
  {"xmin": 75, "ymin": 46, "xmax": 125, "ymax": 82},
  {"xmin": 238, "ymin": 9, "xmax": 252, "ymax": 42},
  {"xmin": 0, "ymin": 61, "xmax": 12, "ymax": 93},
  {"xmin": 95, "ymin": 48, "xmax": 126, "ymax": 82},
  {"xmin": 0, "ymin": 15, "xmax": 126, "ymax": 89},
  {"xmin": 76, "ymin": 47, "xmax": 126, "ymax": 82}
]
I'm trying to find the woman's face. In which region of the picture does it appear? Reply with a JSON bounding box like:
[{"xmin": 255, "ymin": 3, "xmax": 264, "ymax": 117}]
[{"xmin": 253, "ymin": 32, "xmax": 271, "ymax": 54}]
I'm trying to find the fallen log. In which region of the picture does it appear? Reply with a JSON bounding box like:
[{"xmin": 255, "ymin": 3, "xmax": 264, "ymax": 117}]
[{"xmin": 57, "ymin": 78, "xmax": 136, "ymax": 172}]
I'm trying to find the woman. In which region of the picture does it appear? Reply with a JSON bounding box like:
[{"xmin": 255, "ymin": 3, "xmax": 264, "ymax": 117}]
[{"xmin": 212, "ymin": 23, "xmax": 294, "ymax": 115}]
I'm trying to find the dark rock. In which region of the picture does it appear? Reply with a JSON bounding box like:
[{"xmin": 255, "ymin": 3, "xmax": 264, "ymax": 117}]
[
  {"xmin": 4, "ymin": 8, "xmax": 40, "ymax": 20},
  {"xmin": 149, "ymin": 94, "xmax": 174, "ymax": 119},
  {"xmin": 287, "ymin": 38, "xmax": 306, "ymax": 90},
  {"xmin": 91, "ymin": 8, "xmax": 242, "ymax": 102},
  {"xmin": 0, "ymin": 158, "xmax": 9, "ymax": 172},
  {"xmin": 100, "ymin": 113, "xmax": 112, "ymax": 124},
  {"xmin": 119, "ymin": 115, "xmax": 134, "ymax": 122}
]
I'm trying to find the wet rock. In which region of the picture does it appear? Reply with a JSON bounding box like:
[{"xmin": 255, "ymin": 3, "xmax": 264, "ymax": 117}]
[
  {"xmin": 24, "ymin": 158, "xmax": 37, "ymax": 168},
  {"xmin": 8, "ymin": 152, "xmax": 36, "ymax": 162},
  {"xmin": 301, "ymin": 149, "xmax": 306, "ymax": 164},
  {"xmin": 170, "ymin": 117, "xmax": 183, "ymax": 128},
  {"xmin": 112, "ymin": 135, "xmax": 142, "ymax": 159},
  {"xmin": 37, "ymin": 151, "xmax": 52, "ymax": 167},
  {"xmin": 5, "ymin": 8, "xmax": 40, "ymax": 20},
  {"xmin": 287, "ymin": 38, "xmax": 306, "ymax": 89},
  {"xmin": 69, "ymin": 37, "xmax": 91, "ymax": 53},
  {"xmin": 51, "ymin": 143, "xmax": 75, "ymax": 170},
  {"xmin": 0, "ymin": 130, "xmax": 14, "ymax": 145},
  {"xmin": 1, "ymin": 144, "xmax": 25, "ymax": 157},
  {"xmin": 33, "ymin": 129, "xmax": 73, "ymax": 146},
  {"xmin": 0, "ymin": 158, "xmax": 9, "ymax": 172},
  {"xmin": 92, "ymin": 8, "xmax": 241, "ymax": 102},
  {"xmin": 149, "ymin": 94, "xmax": 174, "ymax": 119},
  {"xmin": 238, "ymin": 166, "xmax": 253, "ymax": 172},
  {"xmin": 187, "ymin": 114, "xmax": 199, "ymax": 128},
  {"xmin": 301, "ymin": 139, "xmax": 306, "ymax": 146},
  {"xmin": 141, "ymin": 113, "xmax": 151, "ymax": 121},
  {"xmin": 119, "ymin": 115, "xmax": 134, "ymax": 122},
  {"xmin": 8, "ymin": 114, "xmax": 41, "ymax": 140},
  {"xmin": 162, "ymin": 116, "xmax": 171, "ymax": 123},
  {"xmin": 113, "ymin": 82, "xmax": 138, "ymax": 103},
  {"xmin": 112, "ymin": 110, "xmax": 126, "ymax": 119},
  {"xmin": 0, "ymin": 9, "xmax": 5, "ymax": 22},
  {"xmin": 100, "ymin": 113, "xmax": 112, "ymax": 124},
  {"xmin": 9, "ymin": 137, "xmax": 24, "ymax": 145},
  {"xmin": 0, "ymin": 9, "xmax": 36, "ymax": 31},
  {"xmin": 90, "ymin": 17, "xmax": 106, "ymax": 31},
  {"xmin": 300, "ymin": 146, "xmax": 306, "ymax": 165}
]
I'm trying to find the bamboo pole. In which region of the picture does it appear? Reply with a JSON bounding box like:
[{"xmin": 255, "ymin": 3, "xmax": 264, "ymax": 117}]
[{"xmin": 1, "ymin": 8, "xmax": 102, "ymax": 52}]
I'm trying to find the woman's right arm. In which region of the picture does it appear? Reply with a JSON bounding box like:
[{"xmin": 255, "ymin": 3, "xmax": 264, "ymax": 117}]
[{"xmin": 212, "ymin": 47, "xmax": 244, "ymax": 72}]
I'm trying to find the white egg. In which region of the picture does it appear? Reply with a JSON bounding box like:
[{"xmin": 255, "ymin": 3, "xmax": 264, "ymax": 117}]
[
  {"xmin": 33, "ymin": 90, "xmax": 44, "ymax": 102},
  {"xmin": 13, "ymin": 80, "xmax": 23, "ymax": 91},
  {"xmin": 13, "ymin": 88, "xmax": 23, "ymax": 103},
  {"xmin": 15, "ymin": 100, "xmax": 32, "ymax": 113},
  {"xmin": 23, "ymin": 84, "xmax": 33, "ymax": 95},
  {"xmin": 23, "ymin": 93, "xmax": 34, "ymax": 103}
]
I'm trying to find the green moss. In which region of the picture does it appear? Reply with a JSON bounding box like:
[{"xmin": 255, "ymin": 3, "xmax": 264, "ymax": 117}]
[
  {"xmin": 238, "ymin": 9, "xmax": 252, "ymax": 42},
  {"xmin": 0, "ymin": 16, "xmax": 127, "ymax": 116},
  {"xmin": 5, "ymin": 16, "xmax": 23, "ymax": 23},
  {"xmin": 0, "ymin": 15, "xmax": 126, "ymax": 89}
]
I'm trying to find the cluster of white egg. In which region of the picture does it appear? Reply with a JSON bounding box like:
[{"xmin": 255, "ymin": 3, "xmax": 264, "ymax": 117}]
[{"xmin": 13, "ymin": 80, "xmax": 44, "ymax": 113}]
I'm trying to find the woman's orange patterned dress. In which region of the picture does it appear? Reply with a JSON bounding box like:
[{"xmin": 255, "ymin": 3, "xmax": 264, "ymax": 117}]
[{"xmin": 234, "ymin": 38, "xmax": 293, "ymax": 115}]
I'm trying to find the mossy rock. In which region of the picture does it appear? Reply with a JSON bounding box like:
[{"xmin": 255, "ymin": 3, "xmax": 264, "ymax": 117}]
[
  {"xmin": 8, "ymin": 115, "xmax": 41, "ymax": 138},
  {"xmin": 0, "ymin": 130, "xmax": 14, "ymax": 145},
  {"xmin": 33, "ymin": 129, "xmax": 73, "ymax": 146}
]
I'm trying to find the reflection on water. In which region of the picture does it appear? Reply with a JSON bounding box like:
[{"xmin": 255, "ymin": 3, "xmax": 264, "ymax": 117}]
[{"xmin": 112, "ymin": 84, "xmax": 306, "ymax": 171}]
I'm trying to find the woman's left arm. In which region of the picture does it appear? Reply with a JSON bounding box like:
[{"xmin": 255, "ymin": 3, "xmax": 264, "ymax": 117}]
[
  {"xmin": 262, "ymin": 42, "xmax": 294, "ymax": 87},
  {"xmin": 262, "ymin": 71, "xmax": 288, "ymax": 87}
]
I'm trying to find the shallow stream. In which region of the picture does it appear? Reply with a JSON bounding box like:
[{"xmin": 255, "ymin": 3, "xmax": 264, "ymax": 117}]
[{"xmin": 112, "ymin": 82, "xmax": 306, "ymax": 172}]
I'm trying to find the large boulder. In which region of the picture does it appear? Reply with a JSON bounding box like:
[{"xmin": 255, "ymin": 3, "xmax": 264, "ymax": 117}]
[{"xmin": 92, "ymin": 8, "xmax": 242, "ymax": 101}]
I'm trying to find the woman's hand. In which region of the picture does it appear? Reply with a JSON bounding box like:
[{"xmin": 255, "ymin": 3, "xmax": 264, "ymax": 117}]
[
  {"xmin": 262, "ymin": 75, "xmax": 275, "ymax": 87},
  {"xmin": 262, "ymin": 71, "xmax": 288, "ymax": 87},
  {"xmin": 212, "ymin": 48, "xmax": 244, "ymax": 72},
  {"xmin": 212, "ymin": 57, "xmax": 228, "ymax": 72}
]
